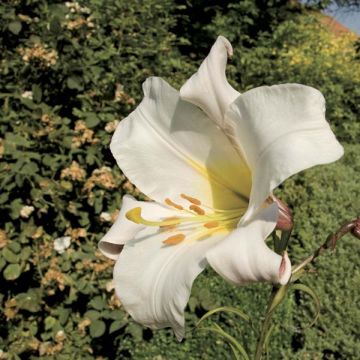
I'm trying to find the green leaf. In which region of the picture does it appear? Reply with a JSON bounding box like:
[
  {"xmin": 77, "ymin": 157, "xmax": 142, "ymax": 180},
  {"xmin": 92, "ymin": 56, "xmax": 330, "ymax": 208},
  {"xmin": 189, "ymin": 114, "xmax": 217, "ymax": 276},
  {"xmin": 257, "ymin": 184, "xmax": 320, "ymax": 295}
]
[
  {"xmin": 84, "ymin": 310, "xmax": 101, "ymax": 321},
  {"xmin": 268, "ymin": 285, "xmax": 288, "ymax": 313},
  {"xmin": 109, "ymin": 319, "xmax": 127, "ymax": 334},
  {"xmin": 8, "ymin": 241, "xmax": 21, "ymax": 254},
  {"xmin": 32, "ymin": 84, "xmax": 42, "ymax": 103},
  {"xmin": 197, "ymin": 306, "xmax": 251, "ymax": 327},
  {"xmin": 45, "ymin": 316, "xmax": 57, "ymax": 330},
  {"xmin": 58, "ymin": 308, "xmax": 71, "ymax": 325},
  {"xmin": 85, "ymin": 113, "xmax": 100, "ymax": 128},
  {"xmin": 67, "ymin": 76, "xmax": 84, "ymax": 91},
  {"xmin": 291, "ymin": 283, "xmax": 321, "ymax": 329},
  {"xmin": 89, "ymin": 320, "xmax": 106, "ymax": 338},
  {"xmin": 0, "ymin": 257, "xmax": 6, "ymax": 272},
  {"xmin": 2, "ymin": 247, "xmax": 19, "ymax": 263},
  {"xmin": 126, "ymin": 323, "xmax": 143, "ymax": 341},
  {"xmin": 89, "ymin": 296, "xmax": 106, "ymax": 310},
  {"xmin": 3, "ymin": 263, "xmax": 21, "ymax": 280},
  {"xmin": 49, "ymin": 17, "xmax": 62, "ymax": 33},
  {"xmin": 229, "ymin": 344, "xmax": 241, "ymax": 360},
  {"xmin": 8, "ymin": 21, "xmax": 22, "ymax": 34},
  {"xmin": 16, "ymin": 289, "xmax": 42, "ymax": 312},
  {"xmin": 198, "ymin": 324, "xmax": 250, "ymax": 360}
]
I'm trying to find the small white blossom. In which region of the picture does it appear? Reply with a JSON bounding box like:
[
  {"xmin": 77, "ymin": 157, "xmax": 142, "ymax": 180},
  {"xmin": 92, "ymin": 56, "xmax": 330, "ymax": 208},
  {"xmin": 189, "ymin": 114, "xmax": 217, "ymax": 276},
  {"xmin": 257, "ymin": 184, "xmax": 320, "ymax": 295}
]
[
  {"xmin": 20, "ymin": 205, "xmax": 35, "ymax": 218},
  {"xmin": 21, "ymin": 91, "xmax": 33, "ymax": 100},
  {"xmin": 54, "ymin": 236, "xmax": 71, "ymax": 254},
  {"xmin": 106, "ymin": 280, "xmax": 115, "ymax": 292},
  {"xmin": 100, "ymin": 212, "xmax": 112, "ymax": 222},
  {"xmin": 105, "ymin": 120, "xmax": 119, "ymax": 133}
]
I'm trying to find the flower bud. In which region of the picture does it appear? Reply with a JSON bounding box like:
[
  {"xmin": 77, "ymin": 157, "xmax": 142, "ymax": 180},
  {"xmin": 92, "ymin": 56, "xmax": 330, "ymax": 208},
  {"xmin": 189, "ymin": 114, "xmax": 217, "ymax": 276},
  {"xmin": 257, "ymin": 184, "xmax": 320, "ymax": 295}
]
[
  {"xmin": 272, "ymin": 197, "xmax": 293, "ymax": 231},
  {"xmin": 352, "ymin": 219, "xmax": 360, "ymax": 239}
]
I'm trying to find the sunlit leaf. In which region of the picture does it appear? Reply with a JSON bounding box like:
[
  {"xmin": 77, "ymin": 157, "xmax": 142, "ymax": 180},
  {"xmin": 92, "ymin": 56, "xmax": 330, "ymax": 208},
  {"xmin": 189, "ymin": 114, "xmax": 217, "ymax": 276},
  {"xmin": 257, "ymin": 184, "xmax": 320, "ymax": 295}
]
[
  {"xmin": 197, "ymin": 306, "xmax": 250, "ymax": 327},
  {"xmin": 291, "ymin": 283, "xmax": 321, "ymax": 329},
  {"xmin": 198, "ymin": 323, "xmax": 250, "ymax": 360}
]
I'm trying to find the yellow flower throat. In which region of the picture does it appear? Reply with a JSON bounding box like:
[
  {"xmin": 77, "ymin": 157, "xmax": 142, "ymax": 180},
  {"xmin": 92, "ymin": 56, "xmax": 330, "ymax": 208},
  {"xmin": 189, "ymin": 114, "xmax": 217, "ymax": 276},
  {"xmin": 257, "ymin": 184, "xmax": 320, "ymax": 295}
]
[{"xmin": 126, "ymin": 194, "xmax": 246, "ymax": 246}]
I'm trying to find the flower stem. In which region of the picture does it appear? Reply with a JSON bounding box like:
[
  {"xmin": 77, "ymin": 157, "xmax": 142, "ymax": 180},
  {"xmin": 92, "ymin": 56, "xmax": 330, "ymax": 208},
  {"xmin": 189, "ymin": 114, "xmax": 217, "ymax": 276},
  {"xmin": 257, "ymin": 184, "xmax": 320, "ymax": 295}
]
[{"xmin": 254, "ymin": 284, "xmax": 288, "ymax": 360}]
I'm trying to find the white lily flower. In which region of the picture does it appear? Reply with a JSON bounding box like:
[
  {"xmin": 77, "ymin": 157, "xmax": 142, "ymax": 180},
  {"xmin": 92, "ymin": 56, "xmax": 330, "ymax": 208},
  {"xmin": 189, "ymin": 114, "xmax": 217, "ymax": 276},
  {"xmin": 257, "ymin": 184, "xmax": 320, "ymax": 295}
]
[{"xmin": 98, "ymin": 36, "xmax": 344, "ymax": 340}]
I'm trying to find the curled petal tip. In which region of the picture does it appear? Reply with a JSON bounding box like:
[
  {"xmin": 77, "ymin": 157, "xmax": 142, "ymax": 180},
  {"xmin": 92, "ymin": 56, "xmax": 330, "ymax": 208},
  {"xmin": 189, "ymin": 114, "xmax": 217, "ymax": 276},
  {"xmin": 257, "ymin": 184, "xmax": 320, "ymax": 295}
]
[
  {"xmin": 278, "ymin": 251, "xmax": 291, "ymax": 285},
  {"xmin": 270, "ymin": 197, "xmax": 293, "ymax": 232},
  {"xmin": 217, "ymin": 35, "xmax": 233, "ymax": 58}
]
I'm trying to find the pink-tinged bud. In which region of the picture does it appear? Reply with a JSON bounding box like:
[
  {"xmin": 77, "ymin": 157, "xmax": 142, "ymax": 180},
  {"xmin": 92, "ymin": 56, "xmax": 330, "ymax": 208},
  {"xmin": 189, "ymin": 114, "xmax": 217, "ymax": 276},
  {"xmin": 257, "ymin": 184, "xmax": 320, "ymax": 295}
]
[
  {"xmin": 272, "ymin": 197, "xmax": 293, "ymax": 231},
  {"xmin": 352, "ymin": 219, "xmax": 360, "ymax": 239}
]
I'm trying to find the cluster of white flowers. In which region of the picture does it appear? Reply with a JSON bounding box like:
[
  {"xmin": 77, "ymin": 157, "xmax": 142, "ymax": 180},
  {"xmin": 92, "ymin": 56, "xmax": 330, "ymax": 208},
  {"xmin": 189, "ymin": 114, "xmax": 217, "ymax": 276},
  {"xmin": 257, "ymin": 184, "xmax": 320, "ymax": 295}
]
[
  {"xmin": 65, "ymin": 1, "xmax": 90, "ymax": 14},
  {"xmin": 105, "ymin": 120, "xmax": 119, "ymax": 133},
  {"xmin": 20, "ymin": 205, "xmax": 35, "ymax": 219},
  {"xmin": 53, "ymin": 236, "xmax": 71, "ymax": 254},
  {"xmin": 100, "ymin": 212, "xmax": 112, "ymax": 222},
  {"xmin": 21, "ymin": 91, "xmax": 33, "ymax": 100}
]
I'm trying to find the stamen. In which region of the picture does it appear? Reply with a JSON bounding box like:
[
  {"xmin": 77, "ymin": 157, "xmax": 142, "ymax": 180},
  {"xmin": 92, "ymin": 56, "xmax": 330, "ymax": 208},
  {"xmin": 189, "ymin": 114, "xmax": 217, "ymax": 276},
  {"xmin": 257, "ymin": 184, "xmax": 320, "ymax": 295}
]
[
  {"xmin": 165, "ymin": 198, "xmax": 183, "ymax": 210},
  {"xmin": 189, "ymin": 204, "xmax": 205, "ymax": 215},
  {"xmin": 181, "ymin": 193, "xmax": 201, "ymax": 205},
  {"xmin": 204, "ymin": 221, "xmax": 219, "ymax": 229},
  {"xmin": 160, "ymin": 217, "xmax": 180, "ymax": 232},
  {"xmin": 126, "ymin": 207, "xmax": 181, "ymax": 227},
  {"xmin": 125, "ymin": 207, "xmax": 142, "ymax": 224},
  {"xmin": 163, "ymin": 233, "xmax": 185, "ymax": 245}
]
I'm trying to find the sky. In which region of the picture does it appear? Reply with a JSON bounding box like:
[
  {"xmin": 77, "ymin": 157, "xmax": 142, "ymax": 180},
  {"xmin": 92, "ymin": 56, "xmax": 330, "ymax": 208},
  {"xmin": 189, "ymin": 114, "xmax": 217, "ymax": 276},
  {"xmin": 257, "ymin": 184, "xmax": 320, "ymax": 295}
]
[{"xmin": 325, "ymin": 7, "xmax": 360, "ymax": 35}]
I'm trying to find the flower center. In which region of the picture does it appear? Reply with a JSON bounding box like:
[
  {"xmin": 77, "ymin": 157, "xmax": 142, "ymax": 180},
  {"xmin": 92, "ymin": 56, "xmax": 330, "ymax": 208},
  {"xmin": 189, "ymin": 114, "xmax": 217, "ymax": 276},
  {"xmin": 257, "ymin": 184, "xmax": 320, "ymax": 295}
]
[{"xmin": 126, "ymin": 194, "xmax": 246, "ymax": 246}]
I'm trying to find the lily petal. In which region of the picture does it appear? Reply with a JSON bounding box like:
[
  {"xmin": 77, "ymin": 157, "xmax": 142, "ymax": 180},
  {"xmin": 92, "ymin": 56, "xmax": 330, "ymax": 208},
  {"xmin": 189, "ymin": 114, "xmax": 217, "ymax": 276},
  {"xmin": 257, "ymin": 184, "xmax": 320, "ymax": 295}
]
[
  {"xmin": 99, "ymin": 195, "xmax": 178, "ymax": 260},
  {"xmin": 206, "ymin": 203, "xmax": 292, "ymax": 286},
  {"xmin": 111, "ymin": 77, "xmax": 251, "ymax": 210},
  {"xmin": 113, "ymin": 216, "xmax": 225, "ymax": 340},
  {"xmin": 226, "ymin": 84, "xmax": 344, "ymax": 220},
  {"xmin": 180, "ymin": 36, "xmax": 240, "ymax": 127}
]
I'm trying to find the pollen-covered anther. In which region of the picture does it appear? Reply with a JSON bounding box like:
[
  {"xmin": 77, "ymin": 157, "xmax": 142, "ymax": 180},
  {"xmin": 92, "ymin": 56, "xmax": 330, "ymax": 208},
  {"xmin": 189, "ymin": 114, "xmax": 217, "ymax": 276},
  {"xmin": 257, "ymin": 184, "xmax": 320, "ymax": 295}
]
[
  {"xmin": 204, "ymin": 221, "xmax": 219, "ymax": 229},
  {"xmin": 163, "ymin": 233, "xmax": 185, "ymax": 245},
  {"xmin": 189, "ymin": 204, "xmax": 205, "ymax": 215},
  {"xmin": 160, "ymin": 217, "xmax": 180, "ymax": 232},
  {"xmin": 165, "ymin": 198, "xmax": 183, "ymax": 210},
  {"xmin": 180, "ymin": 193, "xmax": 201, "ymax": 205}
]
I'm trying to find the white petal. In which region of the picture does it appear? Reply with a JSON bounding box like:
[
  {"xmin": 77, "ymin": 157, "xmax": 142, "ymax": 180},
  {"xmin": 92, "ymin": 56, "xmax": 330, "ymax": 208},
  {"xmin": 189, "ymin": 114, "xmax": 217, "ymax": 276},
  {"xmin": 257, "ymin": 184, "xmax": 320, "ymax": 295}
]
[
  {"xmin": 54, "ymin": 236, "xmax": 71, "ymax": 254},
  {"xmin": 226, "ymin": 84, "xmax": 344, "ymax": 220},
  {"xmin": 206, "ymin": 203, "xmax": 291, "ymax": 286},
  {"xmin": 98, "ymin": 195, "xmax": 178, "ymax": 260},
  {"xmin": 113, "ymin": 225, "xmax": 225, "ymax": 340},
  {"xmin": 180, "ymin": 36, "xmax": 239, "ymax": 127},
  {"xmin": 111, "ymin": 77, "xmax": 250, "ymax": 210}
]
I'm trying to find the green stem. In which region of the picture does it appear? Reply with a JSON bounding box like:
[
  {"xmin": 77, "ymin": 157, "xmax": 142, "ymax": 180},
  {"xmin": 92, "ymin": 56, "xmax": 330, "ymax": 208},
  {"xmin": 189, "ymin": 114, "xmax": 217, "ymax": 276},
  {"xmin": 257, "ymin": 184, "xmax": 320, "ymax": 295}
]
[
  {"xmin": 254, "ymin": 285, "xmax": 287, "ymax": 360},
  {"xmin": 255, "ymin": 228, "xmax": 292, "ymax": 360}
]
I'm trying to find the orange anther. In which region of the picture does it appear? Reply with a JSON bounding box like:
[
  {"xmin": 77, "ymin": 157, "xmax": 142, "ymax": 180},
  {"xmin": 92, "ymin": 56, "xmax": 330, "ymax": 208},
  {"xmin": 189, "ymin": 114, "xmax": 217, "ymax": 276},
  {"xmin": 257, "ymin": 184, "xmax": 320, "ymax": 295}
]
[
  {"xmin": 165, "ymin": 198, "xmax": 183, "ymax": 210},
  {"xmin": 159, "ymin": 217, "xmax": 180, "ymax": 231},
  {"xmin": 163, "ymin": 233, "xmax": 185, "ymax": 245},
  {"xmin": 180, "ymin": 193, "xmax": 201, "ymax": 205},
  {"xmin": 204, "ymin": 221, "xmax": 219, "ymax": 229},
  {"xmin": 189, "ymin": 204, "xmax": 205, "ymax": 215}
]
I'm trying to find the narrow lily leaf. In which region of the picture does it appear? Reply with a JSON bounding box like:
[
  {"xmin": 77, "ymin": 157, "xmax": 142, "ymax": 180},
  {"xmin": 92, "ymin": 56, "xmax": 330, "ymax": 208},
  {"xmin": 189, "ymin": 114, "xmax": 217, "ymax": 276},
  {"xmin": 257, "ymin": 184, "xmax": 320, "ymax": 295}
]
[
  {"xmin": 292, "ymin": 283, "xmax": 321, "ymax": 328},
  {"xmin": 264, "ymin": 323, "xmax": 275, "ymax": 359},
  {"xmin": 268, "ymin": 285, "xmax": 288, "ymax": 313},
  {"xmin": 197, "ymin": 306, "xmax": 250, "ymax": 327},
  {"xmin": 229, "ymin": 344, "xmax": 242, "ymax": 360},
  {"xmin": 279, "ymin": 230, "xmax": 292, "ymax": 251},
  {"xmin": 198, "ymin": 324, "xmax": 250, "ymax": 360}
]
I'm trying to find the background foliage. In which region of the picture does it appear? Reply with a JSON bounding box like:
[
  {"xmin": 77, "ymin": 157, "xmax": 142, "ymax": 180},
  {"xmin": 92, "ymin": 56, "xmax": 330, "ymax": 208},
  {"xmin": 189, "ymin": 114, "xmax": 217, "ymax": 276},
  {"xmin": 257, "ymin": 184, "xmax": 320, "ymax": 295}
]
[{"xmin": 0, "ymin": 0, "xmax": 359, "ymax": 359}]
